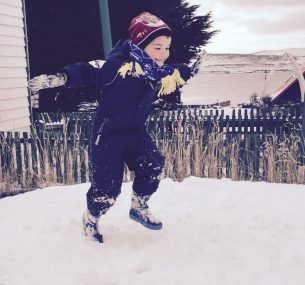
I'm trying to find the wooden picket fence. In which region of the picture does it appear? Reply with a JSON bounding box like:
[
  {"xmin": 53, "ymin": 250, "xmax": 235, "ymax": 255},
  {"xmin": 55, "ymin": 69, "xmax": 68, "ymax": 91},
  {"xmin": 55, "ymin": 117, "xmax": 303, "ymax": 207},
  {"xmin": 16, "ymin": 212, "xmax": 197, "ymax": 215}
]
[{"xmin": 1, "ymin": 107, "xmax": 304, "ymax": 197}]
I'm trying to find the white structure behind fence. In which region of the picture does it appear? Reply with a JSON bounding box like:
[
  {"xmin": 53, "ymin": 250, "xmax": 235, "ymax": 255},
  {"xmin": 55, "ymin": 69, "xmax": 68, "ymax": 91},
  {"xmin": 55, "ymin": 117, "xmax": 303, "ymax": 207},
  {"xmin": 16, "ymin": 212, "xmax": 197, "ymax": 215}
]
[{"xmin": 0, "ymin": 0, "xmax": 31, "ymax": 132}]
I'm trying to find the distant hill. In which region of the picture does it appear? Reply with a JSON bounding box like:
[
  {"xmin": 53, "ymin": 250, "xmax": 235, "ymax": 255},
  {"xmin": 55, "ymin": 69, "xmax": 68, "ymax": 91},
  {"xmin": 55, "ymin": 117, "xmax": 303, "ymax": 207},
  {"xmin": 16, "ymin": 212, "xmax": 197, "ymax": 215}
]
[
  {"xmin": 202, "ymin": 49, "xmax": 305, "ymax": 74},
  {"xmin": 254, "ymin": 48, "xmax": 305, "ymax": 57}
]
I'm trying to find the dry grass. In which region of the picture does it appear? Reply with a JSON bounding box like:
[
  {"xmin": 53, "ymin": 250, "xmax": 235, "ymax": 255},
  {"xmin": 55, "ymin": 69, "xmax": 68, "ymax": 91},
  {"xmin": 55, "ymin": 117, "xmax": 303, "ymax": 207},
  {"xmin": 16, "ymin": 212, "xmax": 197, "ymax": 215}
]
[
  {"xmin": 0, "ymin": 115, "xmax": 89, "ymax": 197},
  {"xmin": 154, "ymin": 122, "xmax": 305, "ymax": 184},
  {"xmin": 263, "ymin": 134, "xmax": 305, "ymax": 183},
  {"xmin": 1, "ymin": 115, "xmax": 305, "ymax": 196}
]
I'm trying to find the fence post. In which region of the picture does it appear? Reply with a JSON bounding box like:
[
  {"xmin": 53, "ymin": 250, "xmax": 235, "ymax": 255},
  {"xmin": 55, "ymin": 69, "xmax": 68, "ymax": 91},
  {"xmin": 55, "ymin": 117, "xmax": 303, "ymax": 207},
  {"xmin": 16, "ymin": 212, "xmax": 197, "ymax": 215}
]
[
  {"xmin": 301, "ymin": 100, "xmax": 305, "ymax": 165},
  {"xmin": 30, "ymin": 131, "xmax": 39, "ymax": 187},
  {"xmin": 0, "ymin": 132, "xmax": 5, "ymax": 185},
  {"xmin": 15, "ymin": 132, "xmax": 23, "ymax": 186},
  {"xmin": 253, "ymin": 134, "xmax": 260, "ymax": 180}
]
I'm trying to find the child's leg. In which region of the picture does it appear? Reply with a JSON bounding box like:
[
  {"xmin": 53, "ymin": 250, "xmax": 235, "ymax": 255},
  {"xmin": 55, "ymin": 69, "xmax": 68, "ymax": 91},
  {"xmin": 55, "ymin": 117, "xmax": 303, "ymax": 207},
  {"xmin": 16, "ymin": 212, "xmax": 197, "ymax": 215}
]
[
  {"xmin": 124, "ymin": 131, "xmax": 165, "ymax": 229},
  {"xmin": 125, "ymin": 131, "xmax": 165, "ymax": 197},
  {"xmin": 87, "ymin": 135, "xmax": 125, "ymax": 217}
]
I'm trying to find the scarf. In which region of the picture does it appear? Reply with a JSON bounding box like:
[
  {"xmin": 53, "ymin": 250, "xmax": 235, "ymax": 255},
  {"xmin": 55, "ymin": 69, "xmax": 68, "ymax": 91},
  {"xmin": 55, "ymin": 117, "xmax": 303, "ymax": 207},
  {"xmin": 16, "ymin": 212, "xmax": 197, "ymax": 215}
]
[{"xmin": 117, "ymin": 40, "xmax": 185, "ymax": 97}]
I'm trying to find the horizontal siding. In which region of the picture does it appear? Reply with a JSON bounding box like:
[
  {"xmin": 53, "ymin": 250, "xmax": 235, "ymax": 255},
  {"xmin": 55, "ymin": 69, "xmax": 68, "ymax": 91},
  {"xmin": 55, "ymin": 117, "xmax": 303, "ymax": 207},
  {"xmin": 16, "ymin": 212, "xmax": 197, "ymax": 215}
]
[
  {"xmin": 0, "ymin": 35, "xmax": 25, "ymax": 46},
  {"xmin": 0, "ymin": 87, "xmax": 28, "ymax": 99},
  {"xmin": 0, "ymin": 116, "xmax": 31, "ymax": 132},
  {"xmin": 0, "ymin": 67, "xmax": 27, "ymax": 77},
  {"xmin": 0, "ymin": 1, "xmax": 31, "ymax": 132},
  {"xmin": 0, "ymin": 45, "xmax": 25, "ymax": 56},
  {"xmin": 0, "ymin": 0, "xmax": 22, "ymax": 8},
  {"xmin": 0, "ymin": 3, "xmax": 23, "ymax": 18},
  {"xmin": 0, "ymin": 24, "xmax": 24, "ymax": 37},
  {"xmin": 16, "ymin": 126, "xmax": 30, "ymax": 132},
  {"xmin": 0, "ymin": 77, "xmax": 27, "ymax": 88},
  {"xmin": 0, "ymin": 56, "xmax": 27, "ymax": 67},
  {"xmin": 0, "ymin": 14, "xmax": 23, "ymax": 27},
  {"xmin": 0, "ymin": 96, "xmax": 29, "ymax": 111},
  {"xmin": 0, "ymin": 106, "xmax": 29, "ymax": 121}
]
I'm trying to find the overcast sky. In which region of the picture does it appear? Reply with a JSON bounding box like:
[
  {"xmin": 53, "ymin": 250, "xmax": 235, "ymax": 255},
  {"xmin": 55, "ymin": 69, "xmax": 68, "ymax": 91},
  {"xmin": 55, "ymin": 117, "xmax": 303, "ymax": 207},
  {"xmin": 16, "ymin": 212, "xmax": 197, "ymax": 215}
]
[{"xmin": 188, "ymin": 0, "xmax": 305, "ymax": 53}]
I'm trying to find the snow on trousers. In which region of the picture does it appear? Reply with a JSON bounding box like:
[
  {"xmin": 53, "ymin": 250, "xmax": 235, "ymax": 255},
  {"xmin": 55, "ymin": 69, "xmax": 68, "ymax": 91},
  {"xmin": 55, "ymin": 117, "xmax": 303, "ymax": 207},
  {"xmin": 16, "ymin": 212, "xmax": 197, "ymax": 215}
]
[{"xmin": 87, "ymin": 131, "xmax": 165, "ymax": 217}]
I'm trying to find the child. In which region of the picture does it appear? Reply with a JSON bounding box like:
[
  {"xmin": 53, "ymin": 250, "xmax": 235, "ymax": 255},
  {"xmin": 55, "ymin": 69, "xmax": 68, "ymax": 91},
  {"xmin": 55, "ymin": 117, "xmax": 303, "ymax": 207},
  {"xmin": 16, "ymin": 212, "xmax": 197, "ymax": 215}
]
[{"xmin": 29, "ymin": 12, "xmax": 201, "ymax": 243}]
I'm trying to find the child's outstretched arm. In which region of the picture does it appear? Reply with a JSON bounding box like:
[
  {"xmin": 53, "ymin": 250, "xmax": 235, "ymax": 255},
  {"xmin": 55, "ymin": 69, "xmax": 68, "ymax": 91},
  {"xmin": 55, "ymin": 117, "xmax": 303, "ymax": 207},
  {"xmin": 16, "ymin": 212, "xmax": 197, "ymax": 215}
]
[
  {"xmin": 28, "ymin": 73, "xmax": 67, "ymax": 93},
  {"xmin": 28, "ymin": 60, "xmax": 108, "ymax": 93}
]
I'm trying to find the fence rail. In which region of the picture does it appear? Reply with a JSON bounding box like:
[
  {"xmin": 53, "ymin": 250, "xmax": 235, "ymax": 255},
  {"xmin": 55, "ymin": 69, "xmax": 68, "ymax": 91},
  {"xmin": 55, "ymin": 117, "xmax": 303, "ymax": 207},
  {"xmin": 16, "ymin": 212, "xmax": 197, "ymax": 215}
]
[{"xmin": 1, "ymin": 108, "xmax": 304, "ymax": 197}]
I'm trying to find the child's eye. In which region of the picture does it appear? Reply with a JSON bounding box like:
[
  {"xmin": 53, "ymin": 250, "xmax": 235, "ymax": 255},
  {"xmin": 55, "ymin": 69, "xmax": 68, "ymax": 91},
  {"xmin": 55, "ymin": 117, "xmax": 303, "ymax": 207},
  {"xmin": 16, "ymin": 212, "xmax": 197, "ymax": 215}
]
[{"xmin": 155, "ymin": 48, "xmax": 161, "ymax": 50}]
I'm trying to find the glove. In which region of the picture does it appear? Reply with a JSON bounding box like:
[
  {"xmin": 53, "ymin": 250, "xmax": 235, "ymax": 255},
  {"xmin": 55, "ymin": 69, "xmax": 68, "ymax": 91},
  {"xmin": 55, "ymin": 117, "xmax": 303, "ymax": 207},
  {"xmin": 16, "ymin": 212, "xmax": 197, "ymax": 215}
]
[
  {"xmin": 190, "ymin": 50, "xmax": 207, "ymax": 77},
  {"xmin": 28, "ymin": 73, "xmax": 67, "ymax": 93}
]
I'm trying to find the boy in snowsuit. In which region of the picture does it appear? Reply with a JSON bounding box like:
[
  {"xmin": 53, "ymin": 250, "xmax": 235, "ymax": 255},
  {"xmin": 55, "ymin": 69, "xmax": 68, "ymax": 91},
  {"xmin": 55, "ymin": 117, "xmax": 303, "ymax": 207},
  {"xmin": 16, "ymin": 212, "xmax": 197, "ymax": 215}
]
[{"xmin": 29, "ymin": 12, "xmax": 200, "ymax": 243}]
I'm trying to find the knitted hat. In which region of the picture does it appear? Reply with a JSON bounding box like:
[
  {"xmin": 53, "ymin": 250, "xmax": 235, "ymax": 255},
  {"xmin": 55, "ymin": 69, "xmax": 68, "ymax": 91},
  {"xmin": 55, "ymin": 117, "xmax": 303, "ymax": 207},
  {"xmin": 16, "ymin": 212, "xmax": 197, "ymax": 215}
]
[{"xmin": 128, "ymin": 12, "xmax": 171, "ymax": 49}]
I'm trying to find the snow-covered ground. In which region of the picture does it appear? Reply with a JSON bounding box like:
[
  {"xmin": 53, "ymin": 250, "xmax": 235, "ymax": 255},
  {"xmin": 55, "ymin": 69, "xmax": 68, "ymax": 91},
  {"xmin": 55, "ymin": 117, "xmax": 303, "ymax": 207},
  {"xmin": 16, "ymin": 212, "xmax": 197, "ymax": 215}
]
[{"xmin": 1, "ymin": 177, "xmax": 305, "ymax": 285}]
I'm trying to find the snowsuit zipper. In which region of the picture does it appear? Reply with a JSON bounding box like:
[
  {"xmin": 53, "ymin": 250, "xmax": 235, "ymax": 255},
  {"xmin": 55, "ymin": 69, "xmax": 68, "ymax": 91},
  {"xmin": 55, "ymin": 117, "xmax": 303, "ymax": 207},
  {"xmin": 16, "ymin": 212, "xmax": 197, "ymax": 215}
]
[{"xmin": 95, "ymin": 119, "xmax": 109, "ymax": 145}]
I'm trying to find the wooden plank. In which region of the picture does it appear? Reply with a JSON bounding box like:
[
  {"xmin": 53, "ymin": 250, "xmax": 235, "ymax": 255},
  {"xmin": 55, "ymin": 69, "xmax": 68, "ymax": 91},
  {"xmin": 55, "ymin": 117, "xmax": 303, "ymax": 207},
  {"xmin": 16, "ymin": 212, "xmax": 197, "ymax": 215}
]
[
  {"xmin": 15, "ymin": 125, "xmax": 29, "ymax": 132},
  {"xmin": 0, "ymin": 131, "xmax": 5, "ymax": 181},
  {"xmin": 30, "ymin": 132, "xmax": 38, "ymax": 187},
  {"xmin": 46, "ymin": 132, "xmax": 55, "ymax": 183},
  {"xmin": 237, "ymin": 109, "xmax": 242, "ymax": 139},
  {"xmin": 0, "ymin": 97, "xmax": 29, "ymax": 111},
  {"xmin": 3, "ymin": 132, "xmax": 13, "ymax": 181},
  {"xmin": 253, "ymin": 134, "xmax": 260, "ymax": 180},
  {"xmin": 0, "ymin": 45, "xmax": 25, "ymax": 56},
  {"xmin": 275, "ymin": 113, "xmax": 281, "ymax": 137},
  {"xmin": 21, "ymin": 132, "xmax": 30, "ymax": 187},
  {"xmin": 0, "ymin": 107, "xmax": 30, "ymax": 121},
  {"xmin": 244, "ymin": 135, "xmax": 250, "ymax": 180},
  {"xmin": 231, "ymin": 108, "xmax": 236, "ymax": 136},
  {"xmin": 250, "ymin": 109, "xmax": 254, "ymax": 136},
  {"xmin": 0, "ymin": 25, "xmax": 24, "ymax": 37},
  {"xmin": 0, "ymin": 35, "xmax": 25, "ymax": 46},
  {"xmin": 0, "ymin": 14, "xmax": 23, "ymax": 27},
  {"xmin": 0, "ymin": 116, "xmax": 30, "ymax": 131},
  {"xmin": 0, "ymin": 77, "xmax": 27, "ymax": 88},
  {"xmin": 14, "ymin": 132, "xmax": 23, "ymax": 184},
  {"xmin": 0, "ymin": 56, "xmax": 26, "ymax": 67},
  {"xmin": 0, "ymin": 3, "xmax": 23, "ymax": 18},
  {"xmin": 53, "ymin": 132, "xmax": 63, "ymax": 184},
  {"xmin": 0, "ymin": 87, "xmax": 28, "ymax": 99},
  {"xmin": 0, "ymin": 98, "xmax": 29, "ymax": 115},
  {"xmin": 38, "ymin": 131, "xmax": 47, "ymax": 181},
  {"xmin": 0, "ymin": 0, "xmax": 22, "ymax": 8},
  {"xmin": 79, "ymin": 132, "xmax": 87, "ymax": 182},
  {"xmin": 244, "ymin": 109, "xmax": 249, "ymax": 136},
  {"xmin": 70, "ymin": 132, "xmax": 78, "ymax": 183},
  {"xmin": 0, "ymin": 107, "xmax": 29, "ymax": 121},
  {"xmin": 0, "ymin": 67, "xmax": 26, "ymax": 77}
]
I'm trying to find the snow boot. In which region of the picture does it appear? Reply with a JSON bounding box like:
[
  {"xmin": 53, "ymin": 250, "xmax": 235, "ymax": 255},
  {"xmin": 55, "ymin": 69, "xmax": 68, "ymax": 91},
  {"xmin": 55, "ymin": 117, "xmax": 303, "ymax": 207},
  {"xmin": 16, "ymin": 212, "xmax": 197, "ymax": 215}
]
[
  {"xmin": 82, "ymin": 209, "xmax": 103, "ymax": 243},
  {"xmin": 129, "ymin": 193, "xmax": 162, "ymax": 230}
]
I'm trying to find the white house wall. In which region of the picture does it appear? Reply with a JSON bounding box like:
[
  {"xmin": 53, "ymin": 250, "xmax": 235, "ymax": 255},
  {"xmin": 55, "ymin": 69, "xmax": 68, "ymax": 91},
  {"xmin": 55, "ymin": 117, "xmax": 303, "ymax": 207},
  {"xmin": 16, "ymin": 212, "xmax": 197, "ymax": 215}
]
[{"xmin": 0, "ymin": 0, "xmax": 31, "ymax": 132}]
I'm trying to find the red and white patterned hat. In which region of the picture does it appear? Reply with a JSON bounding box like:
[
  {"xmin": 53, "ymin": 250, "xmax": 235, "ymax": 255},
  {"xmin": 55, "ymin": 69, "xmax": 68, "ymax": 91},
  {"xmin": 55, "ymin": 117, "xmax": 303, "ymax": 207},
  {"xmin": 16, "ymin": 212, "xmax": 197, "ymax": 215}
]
[{"xmin": 128, "ymin": 12, "xmax": 171, "ymax": 48}]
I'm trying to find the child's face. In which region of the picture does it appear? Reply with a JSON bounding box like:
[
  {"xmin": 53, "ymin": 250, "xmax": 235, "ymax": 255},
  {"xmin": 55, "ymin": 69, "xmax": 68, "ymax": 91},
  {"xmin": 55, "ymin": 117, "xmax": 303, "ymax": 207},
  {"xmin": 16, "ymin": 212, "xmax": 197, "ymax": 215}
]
[{"xmin": 144, "ymin": 36, "xmax": 171, "ymax": 67}]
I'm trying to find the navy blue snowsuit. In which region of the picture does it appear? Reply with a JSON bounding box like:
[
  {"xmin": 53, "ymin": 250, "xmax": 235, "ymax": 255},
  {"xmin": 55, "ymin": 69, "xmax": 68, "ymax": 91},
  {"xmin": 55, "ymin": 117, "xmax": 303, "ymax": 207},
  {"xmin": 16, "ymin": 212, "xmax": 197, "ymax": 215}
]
[{"xmin": 61, "ymin": 40, "xmax": 191, "ymax": 217}]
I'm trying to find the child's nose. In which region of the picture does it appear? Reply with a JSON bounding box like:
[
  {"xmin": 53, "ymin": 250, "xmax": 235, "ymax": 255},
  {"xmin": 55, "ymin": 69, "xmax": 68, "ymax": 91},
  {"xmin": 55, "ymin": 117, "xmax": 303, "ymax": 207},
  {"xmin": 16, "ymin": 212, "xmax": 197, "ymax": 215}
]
[{"xmin": 161, "ymin": 49, "xmax": 168, "ymax": 57}]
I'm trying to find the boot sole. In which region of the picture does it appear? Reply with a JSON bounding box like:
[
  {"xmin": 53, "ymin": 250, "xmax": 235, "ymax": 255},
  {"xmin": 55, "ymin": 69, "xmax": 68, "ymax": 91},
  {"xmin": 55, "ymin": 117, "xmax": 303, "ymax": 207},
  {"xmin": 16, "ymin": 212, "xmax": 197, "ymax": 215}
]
[{"xmin": 129, "ymin": 212, "xmax": 163, "ymax": 230}]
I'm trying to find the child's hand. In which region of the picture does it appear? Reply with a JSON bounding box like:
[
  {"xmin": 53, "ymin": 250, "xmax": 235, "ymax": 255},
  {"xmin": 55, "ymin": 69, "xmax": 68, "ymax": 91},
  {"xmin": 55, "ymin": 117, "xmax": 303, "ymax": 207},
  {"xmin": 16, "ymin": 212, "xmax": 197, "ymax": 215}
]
[
  {"xmin": 190, "ymin": 50, "xmax": 207, "ymax": 77},
  {"xmin": 28, "ymin": 73, "xmax": 67, "ymax": 92}
]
